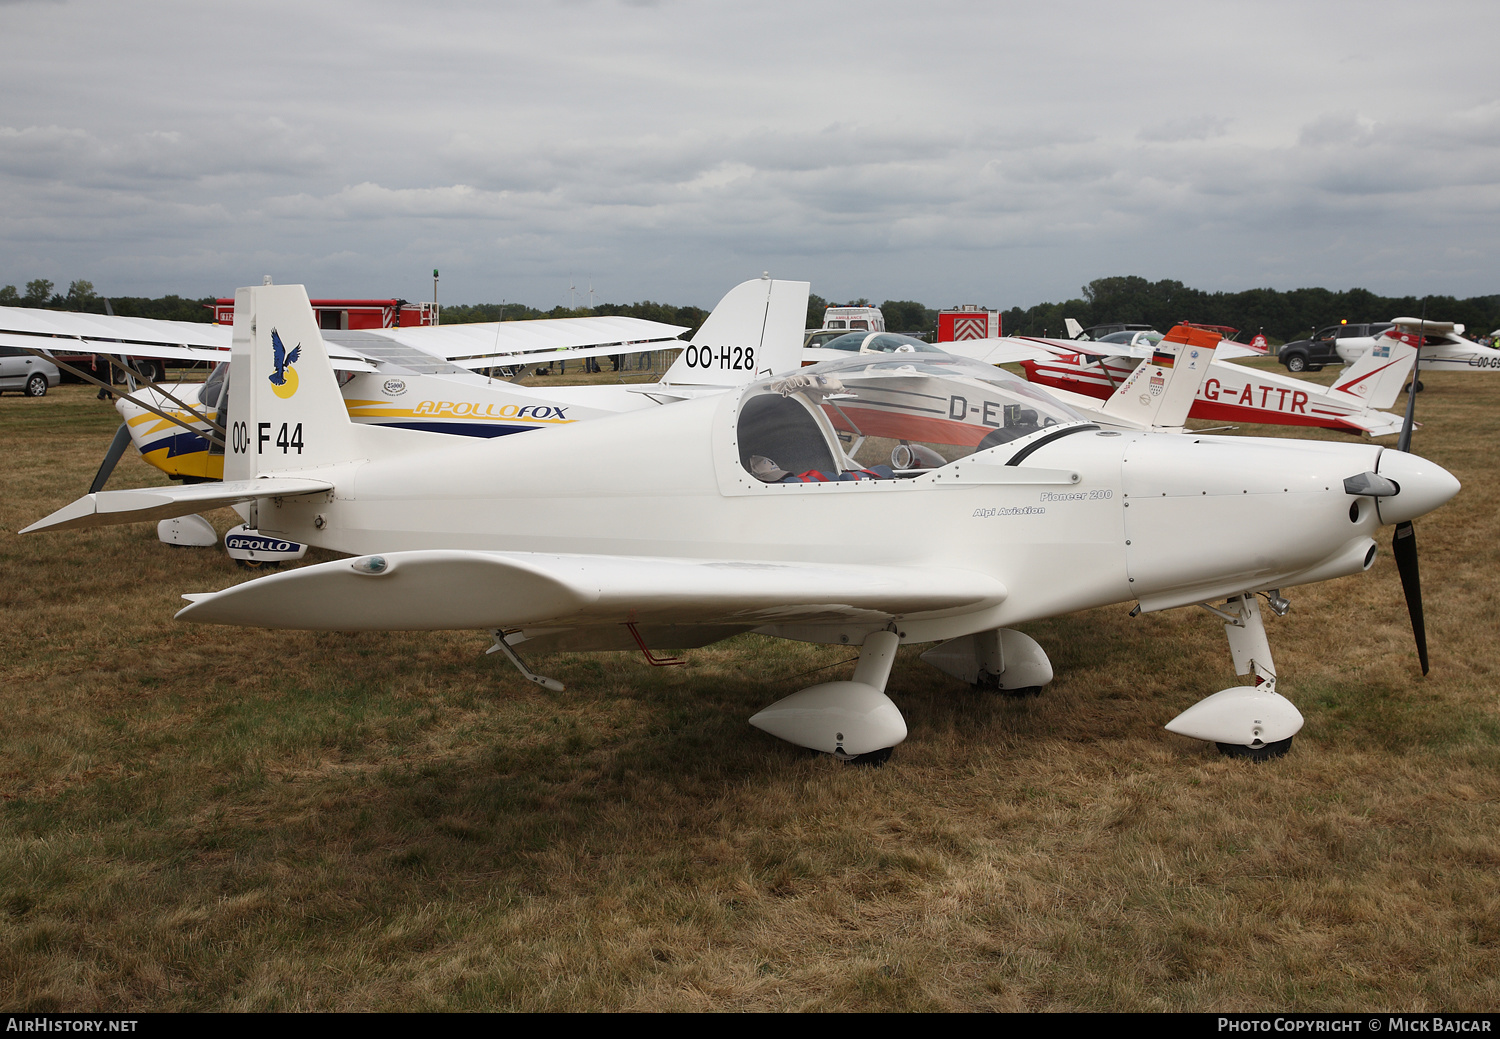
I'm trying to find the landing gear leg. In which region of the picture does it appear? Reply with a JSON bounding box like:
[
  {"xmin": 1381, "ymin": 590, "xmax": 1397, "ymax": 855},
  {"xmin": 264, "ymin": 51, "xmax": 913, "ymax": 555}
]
[
  {"xmin": 1165, "ymin": 593, "xmax": 1304, "ymax": 760},
  {"xmin": 919, "ymin": 628, "xmax": 1054, "ymax": 696},
  {"xmin": 749, "ymin": 630, "xmax": 908, "ymax": 763},
  {"xmin": 487, "ymin": 630, "xmax": 565, "ymax": 693}
]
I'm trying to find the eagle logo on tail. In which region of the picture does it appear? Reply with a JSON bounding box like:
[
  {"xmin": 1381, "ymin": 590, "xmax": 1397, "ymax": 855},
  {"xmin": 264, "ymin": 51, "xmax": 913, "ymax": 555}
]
[{"xmin": 269, "ymin": 328, "xmax": 302, "ymax": 399}]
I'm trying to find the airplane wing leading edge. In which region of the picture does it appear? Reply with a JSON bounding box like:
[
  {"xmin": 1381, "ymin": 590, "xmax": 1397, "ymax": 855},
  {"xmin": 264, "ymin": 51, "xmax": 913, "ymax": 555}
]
[{"xmin": 176, "ymin": 549, "xmax": 1009, "ymax": 634}]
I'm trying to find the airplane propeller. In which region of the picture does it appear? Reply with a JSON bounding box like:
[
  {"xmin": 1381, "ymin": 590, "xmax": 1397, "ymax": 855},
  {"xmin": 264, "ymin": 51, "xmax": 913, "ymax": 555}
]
[
  {"xmin": 89, "ymin": 422, "xmax": 133, "ymax": 494},
  {"xmin": 1391, "ymin": 327, "xmax": 1428, "ymax": 674}
]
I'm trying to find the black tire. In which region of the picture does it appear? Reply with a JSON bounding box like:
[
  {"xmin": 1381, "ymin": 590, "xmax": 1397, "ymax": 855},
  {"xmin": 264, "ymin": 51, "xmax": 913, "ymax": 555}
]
[
  {"xmin": 137, "ymin": 360, "xmax": 164, "ymax": 383},
  {"xmin": 842, "ymin": 747, "xmax": 893, "ymax": 767},
  {"xmin": 234, "ymin": 558, "xmax": 281, "ymax": 572},
  {"xmin": 1215, "ymin": 736, "xmax": 1292, "ymax": 762},
  {"xmin": 1284, "ymin": 354, "xmax": 1308, "ymax": 373},
  {"xmin": 1404, "ymin": 381, "xmax": 1424, "ymax": 394},
  {"xmin": 25, "ymin": 373, "xmax": 47, "ymax": 397}
]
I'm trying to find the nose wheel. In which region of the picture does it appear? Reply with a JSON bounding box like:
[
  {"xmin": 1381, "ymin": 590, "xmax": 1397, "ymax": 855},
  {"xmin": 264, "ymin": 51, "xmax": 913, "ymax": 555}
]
[
  {"xmin": 1216, "ymin": 737, "xmax": 1293, "ymax": 762},
  {"xmin": 1165, "ymin": 593, "xmax": 1304, "ymax": 759}
]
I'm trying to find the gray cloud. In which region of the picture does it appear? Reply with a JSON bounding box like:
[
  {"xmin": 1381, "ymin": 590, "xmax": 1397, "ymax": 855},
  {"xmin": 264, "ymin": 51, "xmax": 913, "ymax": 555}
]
[{"xmin": 1, "ymin": 0, "xmax": 1498, "ymax": 309}]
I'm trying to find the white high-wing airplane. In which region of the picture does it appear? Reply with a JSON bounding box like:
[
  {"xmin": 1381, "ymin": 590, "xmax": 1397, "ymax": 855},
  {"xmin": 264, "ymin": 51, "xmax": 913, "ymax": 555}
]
[
  {"xmin": 104, "ymin": 277, "xmax": 808, "ymax": 483},
  {"xmin": 25, "ymin": 284, "xmax": 1461, "ymax": 764},
  {"xmin": 0, "ymin": 301, "xmax": 692, "ymax": 382},
  {"xmin": 1335, "ymin": 318, "xmax": 1500, "ymax": 373}
]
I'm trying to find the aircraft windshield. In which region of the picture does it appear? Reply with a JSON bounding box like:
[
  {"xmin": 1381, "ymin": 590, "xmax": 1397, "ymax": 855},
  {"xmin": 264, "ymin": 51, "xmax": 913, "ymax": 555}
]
[
  {"xmin": 735, "ymin": 354, "xmax": 1087, "ymax": 481},
  {"xmin": 821, "ymin": 332, "xmax": 943, "ymax": 354},
  {"xmin": 200, "ymin": 362, "xmax": 229, "ymax": 411}
]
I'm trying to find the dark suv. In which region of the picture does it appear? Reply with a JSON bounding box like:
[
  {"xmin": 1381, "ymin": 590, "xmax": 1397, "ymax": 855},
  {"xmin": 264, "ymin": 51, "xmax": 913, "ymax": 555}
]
[{"xmin": 1277, "ymin": 322, "xmax": 1394, "ymax": 372}]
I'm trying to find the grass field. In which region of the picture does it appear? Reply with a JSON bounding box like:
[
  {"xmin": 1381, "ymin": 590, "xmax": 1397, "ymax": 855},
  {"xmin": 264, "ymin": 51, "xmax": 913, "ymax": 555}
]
[{"xmin": 1, "ymin": 371, "xmax": 1497, "ymax": 1011}]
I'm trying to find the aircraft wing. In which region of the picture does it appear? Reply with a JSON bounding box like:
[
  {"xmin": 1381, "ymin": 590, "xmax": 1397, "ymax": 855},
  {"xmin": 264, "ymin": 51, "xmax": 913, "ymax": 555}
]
[
  {"xmin": 21, "ymin": 477, "xmax": 335, "ymax": 533},
  {"xmin": 0, "ymin": 331, "xmax": 223, "ymax": 364},
  {"xmin": 0, "ymin": 305, "xmax": 229, "ymax": 349},
  {"xmin": 0, "ymin": 307, "xmax": 379, "ymax": 373},
  {"xmin": 335, "ymin": 316, "xmax": 689, "ymax": 371},
  {"xmin": 175, "ymin": 549, "xmax": 1008, "ymax": 632},
  {"xmin": 1004, "ymin": 335, "xmax": 1151, "ymax": 360},
  {"xmin": 0, "ymin": 305, "xmax": 688, "ymax": 374},
  {"xmin": 933, "ymin": 338, "xmax": 1061, "ymax": 365}
]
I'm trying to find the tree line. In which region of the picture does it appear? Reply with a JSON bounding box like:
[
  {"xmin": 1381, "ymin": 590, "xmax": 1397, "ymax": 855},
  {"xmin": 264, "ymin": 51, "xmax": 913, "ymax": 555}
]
[
  {"xmin": 998, "ymin": 276, "xmax": 1500, "ymax": 345},
  {"xmin": 10, "ymin": 275, "xmax": 1498, "ymax": 345},
  {"xmin": 2, "ymin": 279, "xmax": 716, "ymax": 334},
  {"xmin": 0, "ymin": 279, "xmax": 218, "ymax": 323},
  {"xmin": 441, "ymin": 299, "xmax": 712, "ymax": 334}
]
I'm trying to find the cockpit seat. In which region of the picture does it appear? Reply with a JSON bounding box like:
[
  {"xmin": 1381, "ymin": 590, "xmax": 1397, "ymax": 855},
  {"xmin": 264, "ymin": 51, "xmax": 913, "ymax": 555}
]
[
  {"xmin": 737, "ymin": 393, "xmax": 838, "ymax": 476},
  {"xmin": 777, "ymin": 465, "xmax": 895, "ymax": 483}
]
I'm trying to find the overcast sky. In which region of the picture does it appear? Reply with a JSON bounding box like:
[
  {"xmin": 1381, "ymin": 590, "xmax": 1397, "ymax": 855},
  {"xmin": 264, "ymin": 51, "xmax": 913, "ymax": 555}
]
[{"xmin": 2, "ymin": 0, "xmax": 1497, "ymax": 311}]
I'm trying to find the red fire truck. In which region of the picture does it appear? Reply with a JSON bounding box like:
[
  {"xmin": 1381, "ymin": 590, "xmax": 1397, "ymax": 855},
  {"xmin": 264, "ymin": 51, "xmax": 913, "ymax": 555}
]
[
  {"xmin": 212, "ymin": 297, "xmax": 439, "ymax": 330},
  {"xmin": 937, "ymin": 305, "xmax": 1000, "ymax": 343}
]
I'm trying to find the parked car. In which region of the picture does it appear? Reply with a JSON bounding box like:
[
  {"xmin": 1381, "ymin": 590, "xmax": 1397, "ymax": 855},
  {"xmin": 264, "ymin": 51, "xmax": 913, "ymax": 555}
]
[
  {"xmin": 1277, "ymin": 322, "xmax": 1394, "ymax": 373},
  {"xmin": 0, "ymin": 345, "xmax": 61, "ymax": 396},
  {"xmin": 803, "ymin": 328, "xmax": 849, "ymax": 350}
]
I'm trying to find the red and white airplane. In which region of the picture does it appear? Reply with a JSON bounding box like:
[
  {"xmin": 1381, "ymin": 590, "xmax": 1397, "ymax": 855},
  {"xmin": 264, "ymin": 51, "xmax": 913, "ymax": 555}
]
[{"xmin": 977, "ymin": 327, "xmax": 1416, "ymax": 437}]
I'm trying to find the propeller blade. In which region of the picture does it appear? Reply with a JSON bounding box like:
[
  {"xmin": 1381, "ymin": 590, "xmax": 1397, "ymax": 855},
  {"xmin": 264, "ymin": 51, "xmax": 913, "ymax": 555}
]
[
  {"xmin": 1391, "ymin": 520, "xmax": 1428, "ymax": 675},
  {"xmin": 1397, "ymin": 342, "xmax": 1421, "ymax": 453},
  {"xmin": 89, "ymin": 422, "xmax": 133, "ymax": 495}
]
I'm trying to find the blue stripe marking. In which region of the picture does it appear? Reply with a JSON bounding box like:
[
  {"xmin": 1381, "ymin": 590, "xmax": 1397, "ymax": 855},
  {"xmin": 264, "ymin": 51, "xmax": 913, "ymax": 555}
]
[{"xmin": 379, "ymin": 421, "xmax": 535, "ymax": 438}]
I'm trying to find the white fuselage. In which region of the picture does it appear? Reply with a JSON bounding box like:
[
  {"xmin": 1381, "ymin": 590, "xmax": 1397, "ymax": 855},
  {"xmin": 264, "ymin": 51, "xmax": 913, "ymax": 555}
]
[
  {"xmin": 253, "ymin": 392, "xmax": 1402, "ymax": 641},
  {"xmin": 1338, "ymin": 332, "xmax": 1500, "ymax": 371}
]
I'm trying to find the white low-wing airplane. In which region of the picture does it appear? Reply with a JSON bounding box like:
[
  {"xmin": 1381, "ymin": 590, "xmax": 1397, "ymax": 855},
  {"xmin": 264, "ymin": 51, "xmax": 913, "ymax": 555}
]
[
  {"xmin": 957, "ymin": 330, "xmax": 1416, "ymax": 437},
  {"xmin": 25, "ymin": 284, "xmax": 1461, "ymax": 764},
  {"xmin": 802, "ymin": 328, "xmax": 1220, "ymax": 434}
]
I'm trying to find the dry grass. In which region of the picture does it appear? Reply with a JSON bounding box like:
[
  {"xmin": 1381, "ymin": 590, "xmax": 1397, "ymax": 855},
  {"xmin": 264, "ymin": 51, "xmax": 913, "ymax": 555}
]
[{"xmin": 1, "ymin": 376, "xmax": 1497, "ymax": 1011}]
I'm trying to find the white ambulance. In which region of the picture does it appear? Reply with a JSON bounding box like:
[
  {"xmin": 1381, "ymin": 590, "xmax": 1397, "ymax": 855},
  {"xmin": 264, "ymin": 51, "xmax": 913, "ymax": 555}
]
[{"xmin": 821, "ymin": 305, "xmax": 886, "ymax": 333}]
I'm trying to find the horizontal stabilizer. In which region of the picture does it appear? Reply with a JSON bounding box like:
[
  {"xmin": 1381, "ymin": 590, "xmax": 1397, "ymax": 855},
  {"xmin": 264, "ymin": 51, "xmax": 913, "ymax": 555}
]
[
  {"xmin": 1329, "ymin": 410, "xmax": 1405, "ymax": 437},
  {"xmin": 176, "ymin": 549, "xmax": 1008, "ymax": 631},
  {"xmin": 1214, "ymin": 344, "xmax": 1264, "ymax": 362},
  {"xmin": 22, "ymin": 477, "xmax": 333, "ymax": 533}
]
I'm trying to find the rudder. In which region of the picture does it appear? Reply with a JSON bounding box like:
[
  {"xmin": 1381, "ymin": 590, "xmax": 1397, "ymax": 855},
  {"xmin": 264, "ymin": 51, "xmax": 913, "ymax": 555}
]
[
  {"xmin": 224, "ymin": 284, "xmax": 362, "ymax": 480},
  {"xmin": 663, "ymin": 276, "xmax": 810, "ymax": 386}
]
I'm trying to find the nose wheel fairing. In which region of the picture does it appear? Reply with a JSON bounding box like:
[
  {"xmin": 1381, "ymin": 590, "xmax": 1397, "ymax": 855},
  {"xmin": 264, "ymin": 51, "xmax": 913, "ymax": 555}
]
[
  {"xmin": 1165, "ymin": 593, "xmax": 1304, "ymax": 757},
  {"xmin": 749, "ymin": 630, "xmax": 908, "ymax": 759}
]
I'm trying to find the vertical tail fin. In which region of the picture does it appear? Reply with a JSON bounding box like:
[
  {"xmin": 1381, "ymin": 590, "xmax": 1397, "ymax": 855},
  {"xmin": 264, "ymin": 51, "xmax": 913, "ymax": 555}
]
[
  {"xmin": 1098, "ymin": 325, "xmax": 1218, "ymax": 430},
  {"xmin": 662, "ymin": 276, "xmax": 810, "ymax": 387},
  {"xmin": 223, "ymin": 284, "xmax": 362, "ymax": 480},
  {"xmin": 1329, "ymin": 332, "xmax": 1419, "ymax": 410}
]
